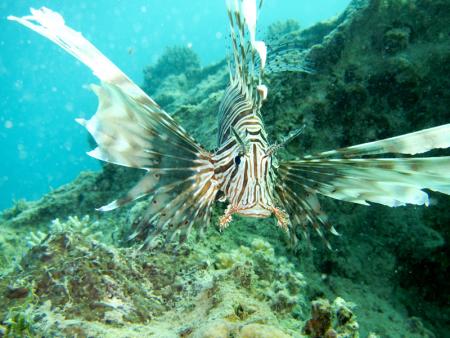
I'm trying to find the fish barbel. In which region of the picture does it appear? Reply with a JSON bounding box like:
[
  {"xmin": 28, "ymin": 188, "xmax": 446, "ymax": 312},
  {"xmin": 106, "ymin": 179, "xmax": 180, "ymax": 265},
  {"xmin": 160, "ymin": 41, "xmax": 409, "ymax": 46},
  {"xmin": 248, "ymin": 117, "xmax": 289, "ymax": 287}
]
[{"xmin": 8, "ymin": 1, "xmax": 450, "ymax": 248}]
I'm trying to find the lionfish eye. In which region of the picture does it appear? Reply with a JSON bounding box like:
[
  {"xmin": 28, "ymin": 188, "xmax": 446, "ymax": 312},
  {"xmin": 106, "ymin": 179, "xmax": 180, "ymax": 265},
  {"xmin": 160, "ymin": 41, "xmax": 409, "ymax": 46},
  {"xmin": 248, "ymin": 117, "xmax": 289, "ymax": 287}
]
[{"xmin": 234, "ymin": 155, "xmax": 241, "ymax": 166}]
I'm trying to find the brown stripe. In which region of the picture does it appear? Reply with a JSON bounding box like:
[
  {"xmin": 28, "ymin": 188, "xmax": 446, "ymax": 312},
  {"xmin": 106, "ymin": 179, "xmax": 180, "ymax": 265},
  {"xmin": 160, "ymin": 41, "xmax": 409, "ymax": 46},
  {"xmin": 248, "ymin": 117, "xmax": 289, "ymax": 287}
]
[
  {"xmin": 231, "ymin": 109, "xmax": 253, "ymax": 130},
  {"xmin": 260, "ymin": 132, "xmax": 268, "ymax": 143},
  {"xmin": 237, "ymin": 120, "xmax": 260, "ymax": 128},
  {"xmin": 225, "ymin": 161, "xmax": 240, "ymax": 194},
  {"xmin": 197, "ymin": 180, "xmax": 212, "ymax": 197},
  {"xmin": 216, "ymin": 139, "xmax": 236, "ymax": 155},
  {"xmin": 263, "ymin": 159, "xmax": 269, "ymax": 180},
  {"xmin": 249, "ymin": 138, "xmax": 266, "ymax": 146},
  {"xmin": 215, "ymin": 158, "xmax": 234, "ymax": 175}
]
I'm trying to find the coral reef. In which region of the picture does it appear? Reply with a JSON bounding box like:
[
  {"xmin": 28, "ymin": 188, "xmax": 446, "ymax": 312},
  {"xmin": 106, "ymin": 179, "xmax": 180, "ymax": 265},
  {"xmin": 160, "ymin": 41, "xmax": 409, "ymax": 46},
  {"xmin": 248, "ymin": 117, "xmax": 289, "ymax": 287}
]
[
  {"xmin": 143, "ymin": 46, "xmax": 201, "ymax": 93},
  {"xmin": 214, "ymin": 238, "xmax": 307, "ymax": 315},
  {"xmin": 0, "ymin": 218, "xmax": 308, "ymax": 336},
  {"xmin": 266, "ymin": 19, "xmax": 301, "ymax": 42},
  {"xmin": 1, "ymin": 0, "xmax": 449, "ymax": 336},
  {"xmin": 0, "ymin": 165, "xmax": 142, "ymax": 273},
  {"xmin": 259, "ymin": 1, "xmax": 450, "ymax": 335},
  {"xmin": 0, "ymin": 166, "xmax": 142, "ymax": 230}
]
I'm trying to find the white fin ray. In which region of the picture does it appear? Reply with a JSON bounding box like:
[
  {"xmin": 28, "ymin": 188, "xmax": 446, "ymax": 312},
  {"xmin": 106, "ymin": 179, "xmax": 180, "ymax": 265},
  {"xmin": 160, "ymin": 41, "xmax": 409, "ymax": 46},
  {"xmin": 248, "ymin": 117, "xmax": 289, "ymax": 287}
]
[
  {"xmin": 275, "ymin": 183, "xmax": 335, "ymax": 249},
  {"xmin": 241, "ymin": 0, "xmax": 267, "ymax": 69},
  {"xmin": 8, "ymin": 8, "xmax": 123, "ymax": 84},
  {"xmin": 9, "ymin": 7, "xmax": 205, "ymax": 169},
  {"xmin": 306, "ymin": 124, "xmax": 450, "ymax": 158},
  {"xmin": 9, "ymin": 7, "xmax": 219, "ymax": 245},
  {"xmin": 8, "ymin": 7, "xmax": 159, "ymax": 107},
  {"xmin": 278, "ymin": 124, "xmax": 450, "ymax": 247}
]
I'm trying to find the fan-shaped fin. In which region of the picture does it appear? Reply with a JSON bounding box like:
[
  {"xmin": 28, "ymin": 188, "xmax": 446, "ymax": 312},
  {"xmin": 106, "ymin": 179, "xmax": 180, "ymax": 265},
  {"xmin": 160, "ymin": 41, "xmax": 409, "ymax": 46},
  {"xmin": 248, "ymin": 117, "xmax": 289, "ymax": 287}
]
[
  {"xmin": 9, "ymin": 7, "xmax": 219, "ymax": 245},
  {"xmin": 275, "ymin": 182, "xmax": 335, "ymax": 249},
  {"xmin": 277, "ymin": 125, "xmax": 450, "ymax": 247},
  {"xmin": 280, "ymin": 157, "xmax": 450, "ymax": 207}
]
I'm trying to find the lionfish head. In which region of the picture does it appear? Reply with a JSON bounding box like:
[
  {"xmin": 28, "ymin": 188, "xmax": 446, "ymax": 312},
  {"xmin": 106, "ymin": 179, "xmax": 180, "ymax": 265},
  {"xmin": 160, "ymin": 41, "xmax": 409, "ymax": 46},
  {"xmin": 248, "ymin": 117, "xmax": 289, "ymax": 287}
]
[{"xmin": 217, "ymin": 137, "xmax": 290, "ymax": 231}]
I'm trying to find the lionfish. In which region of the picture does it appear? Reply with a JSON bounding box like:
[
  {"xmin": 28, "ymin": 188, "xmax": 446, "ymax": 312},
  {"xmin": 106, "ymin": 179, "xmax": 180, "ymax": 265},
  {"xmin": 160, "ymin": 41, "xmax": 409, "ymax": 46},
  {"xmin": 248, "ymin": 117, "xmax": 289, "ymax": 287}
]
[{"xmin": 9, "ymin": 1, "xmax": 450, "ymax": 248}]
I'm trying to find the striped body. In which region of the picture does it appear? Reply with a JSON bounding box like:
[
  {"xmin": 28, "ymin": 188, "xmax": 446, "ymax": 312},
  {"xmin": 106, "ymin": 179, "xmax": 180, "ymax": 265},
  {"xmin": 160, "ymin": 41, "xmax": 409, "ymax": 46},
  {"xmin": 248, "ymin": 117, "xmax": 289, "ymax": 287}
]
[{"xmin": 214, "ymin": 79, "xmax": 276, "ymax": 220}]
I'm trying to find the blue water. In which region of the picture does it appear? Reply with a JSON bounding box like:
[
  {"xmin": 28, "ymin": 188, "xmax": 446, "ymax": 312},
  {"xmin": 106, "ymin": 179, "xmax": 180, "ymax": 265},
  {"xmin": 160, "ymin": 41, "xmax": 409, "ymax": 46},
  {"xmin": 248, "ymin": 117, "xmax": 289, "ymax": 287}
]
[{"xmin": 0, "ymin": 0, "xmax": 350, "ymax": 210}]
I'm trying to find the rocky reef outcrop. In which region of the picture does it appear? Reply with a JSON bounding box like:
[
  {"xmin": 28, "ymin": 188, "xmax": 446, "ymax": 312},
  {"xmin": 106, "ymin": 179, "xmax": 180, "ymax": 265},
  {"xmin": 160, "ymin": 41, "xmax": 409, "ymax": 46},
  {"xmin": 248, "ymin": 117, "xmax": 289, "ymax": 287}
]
[{"xmin": 0, "ymin": 216, "xmax": 318, "ymax": 337}]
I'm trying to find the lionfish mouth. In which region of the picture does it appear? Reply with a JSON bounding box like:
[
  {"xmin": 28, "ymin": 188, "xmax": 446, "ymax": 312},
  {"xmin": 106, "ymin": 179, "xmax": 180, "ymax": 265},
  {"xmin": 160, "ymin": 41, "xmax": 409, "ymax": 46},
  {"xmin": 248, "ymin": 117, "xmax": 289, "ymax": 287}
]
[
  {"xmin": 238, "ymin": 205, "xmax": 290, "ymax": 232},
  {"xmin": 236, "ymin": 206, "xmax": 272, "ymax": 218},
  {"xmin": 219, "ymin": 203, "xmax": 290, "ymax": 232}
]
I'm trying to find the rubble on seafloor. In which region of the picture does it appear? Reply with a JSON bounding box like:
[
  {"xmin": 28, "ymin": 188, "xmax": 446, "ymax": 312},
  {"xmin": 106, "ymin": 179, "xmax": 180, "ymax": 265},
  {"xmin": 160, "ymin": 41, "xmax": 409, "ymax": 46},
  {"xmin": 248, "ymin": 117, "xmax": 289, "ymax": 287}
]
[
  {"xmin": 0, "ymin": 215, "xmax": 362, "ymax": 337},
  {"xmin": 1, "ymin": 0, "xmax": 449, "ymax": 336}
]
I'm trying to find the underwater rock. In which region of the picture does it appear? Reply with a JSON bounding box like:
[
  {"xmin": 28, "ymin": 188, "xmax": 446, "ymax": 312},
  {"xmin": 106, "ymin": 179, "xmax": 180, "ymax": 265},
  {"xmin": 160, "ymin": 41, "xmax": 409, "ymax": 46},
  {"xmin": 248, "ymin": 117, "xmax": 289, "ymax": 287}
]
[
  {"xmin": 302, "ymin": 297, "xmax": 359, "ymax": 338},
  {"xmin": 238, "ymin": 323, "xmax": 291, "ymax": 338},
  {"xmin": 0, "ymin": 222, "xmax": 164, "ymax": 330},
  {"xmin": 143, "ymin": 45, "xmax": 201, "ymax": 94},
  {"xmin": 0, "ymin": 166, "xmax": 143, "ymax": 272},
  {"xmin": 194, "ymin": 320, "xmax": 230, "ymax": 338},
  {"xmin": 0, "ymin": 166, "xmax": 142, "ymax": 230},
  {"xmin": 302, "ymin": 298, "xmax": 333, "ymax": 337},
  {"xmin": 214, "ymin": 238, "xmax": 307, "ymax": 315},
  {"xmin": 383, "ymin": 27, "xmax": 411, "ymax": 54},
  {"xmin": 266, "ymin": 19, "xmax": 301, "ymax": 42},
  {"xmin": 0, "ymin": 221, "xmax": 313, "ymax": 336},
  {"xmin": 193, "ymin": 321, "xmax": 293, "ymax": 338},
  {"xmin": 259, "ymin": 1, "xmax": 450, "ymax": 335}
]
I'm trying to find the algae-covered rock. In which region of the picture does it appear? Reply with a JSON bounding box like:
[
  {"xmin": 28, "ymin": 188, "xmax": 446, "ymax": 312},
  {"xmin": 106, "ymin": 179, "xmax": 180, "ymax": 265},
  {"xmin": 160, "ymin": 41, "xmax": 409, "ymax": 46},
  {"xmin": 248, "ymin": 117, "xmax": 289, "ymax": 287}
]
[
  {"xmin": 0, "ymin": 219, "xmax": 306, "ymax": 336},
  {"xmin": 302, "ymin": 297, "xmax": 359, "ymax": 338},
  {"xmin": 266, "ymin": 19, "xmax": 302, "ymax": 42},
  {"xmin": 0, "ymin": 166, "xmax": 143, "ymax": 273},
  {"xmin": 0, "ymin": 165, "xmax": 142, "ymax": 230},
  {"xmin": 0, "ymin": 221, "xmax": 164, "ymax": 332},
  {"xmin": 214, "ymin": 238, "xmax": 307, "ymax": 317},
  {"xmin": 143, "ymin": 45, "xmax": 201, "ymax": 94},
  {"xmin": 259, "ymin": 0, "xmax": 450, "ymax": 335},
  {"xmin": 239, "ymin": 323, "xmax": 291, "ymax": 338}
]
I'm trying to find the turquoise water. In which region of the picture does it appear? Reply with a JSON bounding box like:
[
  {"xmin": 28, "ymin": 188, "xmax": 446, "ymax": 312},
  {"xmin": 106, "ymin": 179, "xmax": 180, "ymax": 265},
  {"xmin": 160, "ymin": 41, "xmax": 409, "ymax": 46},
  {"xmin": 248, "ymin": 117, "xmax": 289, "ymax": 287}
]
[{"xmin": 0, "ymin": 0, "xmax": 350, "ymax": 209}]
